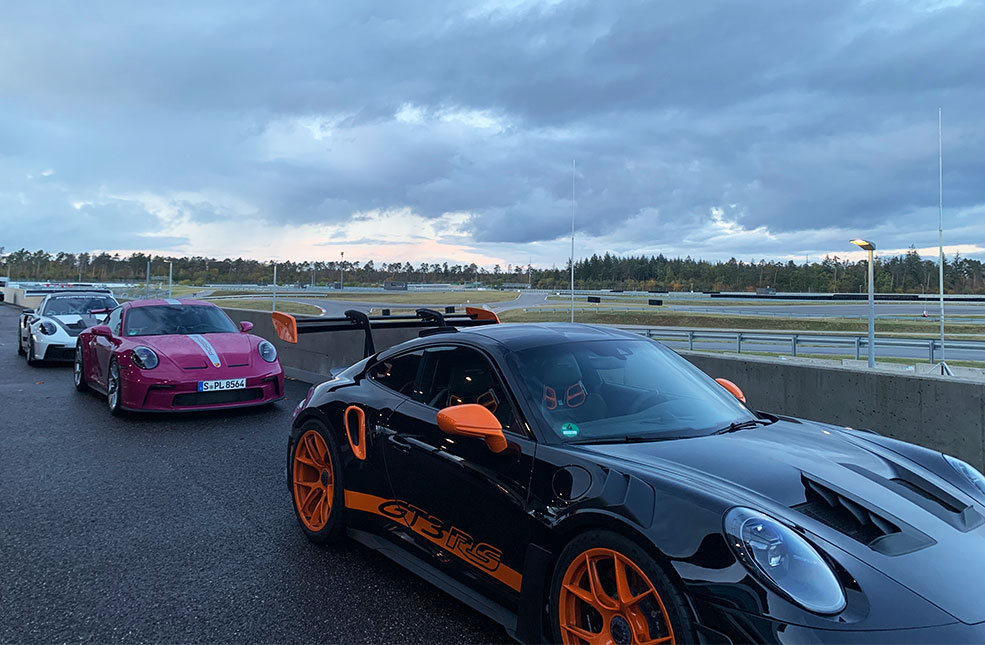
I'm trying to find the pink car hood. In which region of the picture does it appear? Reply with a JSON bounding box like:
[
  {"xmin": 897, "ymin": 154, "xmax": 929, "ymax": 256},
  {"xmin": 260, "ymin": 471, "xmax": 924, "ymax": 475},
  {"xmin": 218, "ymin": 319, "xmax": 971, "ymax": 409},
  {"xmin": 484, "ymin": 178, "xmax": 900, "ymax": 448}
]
[{"xmin": 138, "ymin": 333, "xmax": 255, "ymax": 370}]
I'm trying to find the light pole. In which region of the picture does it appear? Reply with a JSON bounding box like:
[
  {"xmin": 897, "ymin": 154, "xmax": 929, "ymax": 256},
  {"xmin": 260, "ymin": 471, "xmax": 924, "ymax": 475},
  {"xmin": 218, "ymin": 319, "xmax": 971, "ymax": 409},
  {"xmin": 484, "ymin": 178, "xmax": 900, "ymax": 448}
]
[
  {"xmin": 570, "ymin": 159, "xmax": 575, "ymax": 323},
  {"xmin": 851, "ymin": 239, "xmax": 876, "ymax": 368},
  {"xmin": 272, "ymin": 262, "xmax": 278, "ymax": 312},
  {"xmin": 936, "ymin": 107, "xmax": 952, "ymax": 376},
  {"xmin": 167, "ymin": 260, "xmax": 173, "ymax": 298},
  {"xmin": 340, "ymin": 251, "xmax": 344, "ymax": 291}
]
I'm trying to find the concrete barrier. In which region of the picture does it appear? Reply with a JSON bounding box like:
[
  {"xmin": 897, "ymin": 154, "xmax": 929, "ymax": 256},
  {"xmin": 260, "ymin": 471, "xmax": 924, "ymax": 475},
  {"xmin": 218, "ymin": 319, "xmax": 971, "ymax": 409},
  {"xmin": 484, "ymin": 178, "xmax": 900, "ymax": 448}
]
[
  {"xmin": 9, "ymin": 298, "xmax": 973, "ymax": 472},
  {"xmin": 681, "ymin": 351, "xmax": 985, "ymax": 471},
  {"xmin": 222, "ymin": 308, "xmax": 985, "ymax": 470},
  {"xmin": 0, "ymin": 287, "xmax": 45, "ymax": 309}
]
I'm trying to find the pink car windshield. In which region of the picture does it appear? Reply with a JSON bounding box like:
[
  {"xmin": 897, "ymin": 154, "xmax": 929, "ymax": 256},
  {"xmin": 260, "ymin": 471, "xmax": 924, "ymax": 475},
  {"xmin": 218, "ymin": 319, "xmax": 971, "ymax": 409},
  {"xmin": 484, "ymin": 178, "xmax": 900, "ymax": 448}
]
[{"xmin": 124, "ymin": 305, "xmax": 238, "ymax": 337}]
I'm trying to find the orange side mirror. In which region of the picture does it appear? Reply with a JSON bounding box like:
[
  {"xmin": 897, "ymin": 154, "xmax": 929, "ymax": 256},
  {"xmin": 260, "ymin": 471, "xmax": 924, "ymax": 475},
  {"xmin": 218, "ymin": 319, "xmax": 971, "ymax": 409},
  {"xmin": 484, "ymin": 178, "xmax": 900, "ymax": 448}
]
[
  {"xmin": 437, "ymin": 404, "xmax": 507, "ymax": 453},
  {"xmin": 715, "ymin": 378, "xmax": 746, "ymax": 404}
]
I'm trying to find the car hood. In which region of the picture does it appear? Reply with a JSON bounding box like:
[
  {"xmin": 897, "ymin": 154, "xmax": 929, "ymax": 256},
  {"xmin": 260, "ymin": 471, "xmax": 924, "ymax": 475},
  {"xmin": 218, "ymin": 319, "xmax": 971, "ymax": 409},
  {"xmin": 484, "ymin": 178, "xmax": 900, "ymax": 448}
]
[
  {"xmin": 47, "ymin": 314, "xmax": 104, "ymax": 337},
  {"xmin": 578, "ymin": 419, "xmax": 985, "ymax": 624},
  {"xmin": 136, "ymin": 333, "xmax": 255, "ymax": 370}
]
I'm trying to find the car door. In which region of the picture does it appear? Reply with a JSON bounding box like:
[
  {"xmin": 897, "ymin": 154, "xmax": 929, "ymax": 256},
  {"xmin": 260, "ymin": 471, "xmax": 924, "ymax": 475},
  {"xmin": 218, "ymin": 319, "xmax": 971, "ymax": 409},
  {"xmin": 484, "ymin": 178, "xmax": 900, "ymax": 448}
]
[
  {"xmin": 380, "ymin": 344, "xmax": 538, "ymax": 609},
  {"xmin": 91, "ymin": 306, "xmax": 123, "ymax": 388},
  {"xmin": 341, "ymin": 349, "xmax": 425, "ymax": 533},
  {"xmin": 20, "ymin": 300, "xmax": 42, "ymax": 349}
]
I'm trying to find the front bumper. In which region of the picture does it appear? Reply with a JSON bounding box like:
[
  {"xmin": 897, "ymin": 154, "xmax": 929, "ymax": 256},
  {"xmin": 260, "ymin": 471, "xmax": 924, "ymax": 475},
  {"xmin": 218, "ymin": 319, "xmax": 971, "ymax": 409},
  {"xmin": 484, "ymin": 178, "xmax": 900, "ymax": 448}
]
[
  {"xmin": 693, "ymin": 601, "xmax": 985, "ymax": 644},
  {"xmin": 32, "ymin": 333, "xmax": 75, "ymax": 361},
  {"xmin": 119, "ymin": 364, "xmax": 286, "ymax": 412}
]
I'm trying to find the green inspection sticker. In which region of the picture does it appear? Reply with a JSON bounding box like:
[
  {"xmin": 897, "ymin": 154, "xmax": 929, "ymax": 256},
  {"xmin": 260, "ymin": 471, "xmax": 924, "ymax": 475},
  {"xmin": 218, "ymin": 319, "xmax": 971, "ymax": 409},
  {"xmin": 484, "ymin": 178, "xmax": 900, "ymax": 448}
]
[{"xmin": 561, "ymin": 423, "xmax": 580, "ymax": 437}]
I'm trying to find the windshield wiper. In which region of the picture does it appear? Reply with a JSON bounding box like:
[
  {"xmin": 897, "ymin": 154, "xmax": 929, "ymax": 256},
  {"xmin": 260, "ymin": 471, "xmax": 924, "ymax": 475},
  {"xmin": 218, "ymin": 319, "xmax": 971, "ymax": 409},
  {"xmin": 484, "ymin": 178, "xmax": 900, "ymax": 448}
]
[
  {"xmin": 712, "ymin": 418, "xmax": 774, "ymax": 435},
  {"xmin": 568, "ymin": 433, "xmax": 680, "ymax": 445}
]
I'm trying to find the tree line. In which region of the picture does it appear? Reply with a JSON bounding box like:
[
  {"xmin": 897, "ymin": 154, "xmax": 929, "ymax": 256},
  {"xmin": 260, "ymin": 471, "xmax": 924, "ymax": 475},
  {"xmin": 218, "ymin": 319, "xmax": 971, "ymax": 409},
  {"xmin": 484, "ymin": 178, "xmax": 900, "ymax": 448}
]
[{"xmin": 1, "ymin": 246, "xmax": 983, "ymax": 294}]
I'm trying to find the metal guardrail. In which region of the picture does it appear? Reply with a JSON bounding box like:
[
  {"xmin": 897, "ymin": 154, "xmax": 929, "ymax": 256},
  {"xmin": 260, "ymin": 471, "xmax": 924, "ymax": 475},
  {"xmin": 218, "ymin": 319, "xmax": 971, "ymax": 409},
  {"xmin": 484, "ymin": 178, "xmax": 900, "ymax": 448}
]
[
  {"xmin": 530, "ymin": 305, "xmax": 985, "ymax": 323},
  {"xmin": 618, "ymin": 327, "xmax": 985, "ymax": 364}
]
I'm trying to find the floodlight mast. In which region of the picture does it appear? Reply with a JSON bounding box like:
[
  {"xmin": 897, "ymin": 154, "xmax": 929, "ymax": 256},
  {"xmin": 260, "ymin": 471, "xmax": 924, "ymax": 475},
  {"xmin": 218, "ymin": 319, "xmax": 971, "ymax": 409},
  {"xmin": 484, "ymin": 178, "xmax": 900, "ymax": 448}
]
[
  {"xmin": 936, "ymin": 108, "xmax": 951, "ymax": 376},
  {"xmin": 850, "ymin": 239, "xmax": 876, "ymax": 368},
  {"xmin": 570, "ymin": 159, "xmax": 575, "ymax": 323}
]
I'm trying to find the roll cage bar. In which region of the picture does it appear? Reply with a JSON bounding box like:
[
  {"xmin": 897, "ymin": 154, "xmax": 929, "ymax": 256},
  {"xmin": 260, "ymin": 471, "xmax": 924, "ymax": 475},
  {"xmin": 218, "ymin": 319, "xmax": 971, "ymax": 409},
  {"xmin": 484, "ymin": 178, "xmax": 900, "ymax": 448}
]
[{"xmin": 271, "ymin": 307, "xmax": 501, "ymax": 358}]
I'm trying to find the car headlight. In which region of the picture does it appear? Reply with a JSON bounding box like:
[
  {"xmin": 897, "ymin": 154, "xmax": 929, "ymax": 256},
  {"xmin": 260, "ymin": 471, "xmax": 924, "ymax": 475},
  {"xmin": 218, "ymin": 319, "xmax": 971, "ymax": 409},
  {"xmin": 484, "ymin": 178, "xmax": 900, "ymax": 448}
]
[
  {"xmin": 944, "ymin": 455, "xmax": 985, "ymax": 498},
  {"xmin": 131, "ymin": 346, "xmax": 159, "ymax": 369},
  {"xmin": 39, "ymin": 321, "xmax": 57, "ymax": 335},
  {"xmin": 724, "ymin": 507, "xmax": 846, "ymax": 614},
  {"xmin": 258, "ymin": 340, "xmax": 277, "ymax": 363}
]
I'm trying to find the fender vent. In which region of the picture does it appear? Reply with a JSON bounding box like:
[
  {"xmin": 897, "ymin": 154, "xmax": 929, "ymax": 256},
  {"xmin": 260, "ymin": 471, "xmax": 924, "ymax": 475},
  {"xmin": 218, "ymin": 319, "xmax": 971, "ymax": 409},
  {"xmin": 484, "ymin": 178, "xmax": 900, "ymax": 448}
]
[{"xmin": 794, "ymin": 478, "xmax": 900, "ymax": 546}]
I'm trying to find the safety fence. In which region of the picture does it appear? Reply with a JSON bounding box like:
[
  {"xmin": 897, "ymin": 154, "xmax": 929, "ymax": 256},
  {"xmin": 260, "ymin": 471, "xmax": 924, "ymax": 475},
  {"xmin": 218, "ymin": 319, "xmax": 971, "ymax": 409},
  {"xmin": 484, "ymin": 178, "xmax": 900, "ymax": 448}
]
[{"xmin": 620, "ymin": 327, "xmax": 985, "ymax": 364}]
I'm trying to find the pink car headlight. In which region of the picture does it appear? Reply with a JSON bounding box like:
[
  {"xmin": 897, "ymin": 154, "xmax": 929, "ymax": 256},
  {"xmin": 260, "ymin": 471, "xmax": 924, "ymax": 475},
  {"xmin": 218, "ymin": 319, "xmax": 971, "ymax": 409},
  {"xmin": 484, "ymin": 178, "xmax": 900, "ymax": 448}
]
[{"xmin": 131, "ymin": 346, "xmax": 159, "ymax": 369}]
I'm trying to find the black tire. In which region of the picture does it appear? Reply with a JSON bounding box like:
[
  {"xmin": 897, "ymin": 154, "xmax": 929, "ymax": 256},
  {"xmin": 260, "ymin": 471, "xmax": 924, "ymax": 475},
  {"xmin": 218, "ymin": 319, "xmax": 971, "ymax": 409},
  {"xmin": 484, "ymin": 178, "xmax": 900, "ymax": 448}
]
[
  {"xmin": 74, "ymin": 345, "xmax": 89, "ymax": 392},
  {"xmin": 26, "ymin": 337, "xmax": 39, "ymax": 366},
  {"xmin": 17, "ymin": 332, "xmax": 25, "ymax": 356},
  {"xmin": 106, "ymin": 358, "xmax": 123, "ymax": 416},
  {"xmin": 288, "ymin": 420, "xmax": 345, "ymax": 544},
  {"xmin": 550, "ymin": 530, "xmax": 697, "ymax": 645}
]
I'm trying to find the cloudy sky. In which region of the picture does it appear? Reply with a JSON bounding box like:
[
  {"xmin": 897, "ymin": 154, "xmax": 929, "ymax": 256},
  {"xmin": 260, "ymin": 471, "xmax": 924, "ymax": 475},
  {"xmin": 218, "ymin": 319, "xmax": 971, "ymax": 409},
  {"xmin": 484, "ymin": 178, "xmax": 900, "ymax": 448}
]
[{"xmin": 1, "ymin": 0, "xmax": 983, "ymax": 268}]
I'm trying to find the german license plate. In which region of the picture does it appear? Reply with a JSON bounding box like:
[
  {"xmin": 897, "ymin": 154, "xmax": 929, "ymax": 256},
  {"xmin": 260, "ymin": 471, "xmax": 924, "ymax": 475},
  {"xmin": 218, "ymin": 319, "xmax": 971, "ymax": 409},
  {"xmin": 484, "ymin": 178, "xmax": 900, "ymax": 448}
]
[{"xmin": 198, "ymin": 378, "xmax": 247, "ymax": 392}]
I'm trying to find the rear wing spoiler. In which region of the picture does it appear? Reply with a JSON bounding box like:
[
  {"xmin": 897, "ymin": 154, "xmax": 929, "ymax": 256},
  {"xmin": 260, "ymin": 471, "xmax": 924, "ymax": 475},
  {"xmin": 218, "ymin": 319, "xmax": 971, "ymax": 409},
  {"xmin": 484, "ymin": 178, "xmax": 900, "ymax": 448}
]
[
  {"xmin": 271, "ymin": 306, "xmax": 500, "ymax": 358},
  {"xmin": 23, "ymin": 288, "xmax": 115, "ymax": 297}
]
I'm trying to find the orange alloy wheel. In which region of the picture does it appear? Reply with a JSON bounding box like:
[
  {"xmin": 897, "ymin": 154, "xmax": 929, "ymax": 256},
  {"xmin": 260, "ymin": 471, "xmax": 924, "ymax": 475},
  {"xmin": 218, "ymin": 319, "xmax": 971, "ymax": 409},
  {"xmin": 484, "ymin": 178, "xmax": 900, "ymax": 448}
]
[
  {"xmin": 559, "ymin": 548, "xmax": 676, "ymax": 645},
  {"xmin": 292, "ymin": 430, "xmax": 335, "ymax": 531}
]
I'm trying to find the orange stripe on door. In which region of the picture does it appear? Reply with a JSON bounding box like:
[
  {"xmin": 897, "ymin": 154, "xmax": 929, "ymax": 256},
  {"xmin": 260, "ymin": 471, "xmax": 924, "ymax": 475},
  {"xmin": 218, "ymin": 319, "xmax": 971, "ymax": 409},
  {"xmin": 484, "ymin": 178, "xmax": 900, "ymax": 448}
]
[{"xmin": 343, "ymin": 489, "xmax": 522, "ymax": 592}]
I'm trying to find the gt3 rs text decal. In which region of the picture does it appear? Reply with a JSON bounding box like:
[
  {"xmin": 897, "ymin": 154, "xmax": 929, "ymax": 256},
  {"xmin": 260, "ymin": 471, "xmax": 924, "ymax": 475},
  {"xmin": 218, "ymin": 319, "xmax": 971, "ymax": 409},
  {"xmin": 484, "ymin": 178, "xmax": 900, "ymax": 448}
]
[
  {"xmin": 344, "ymin": 490, "xmax": 522, "ymax": 591},
  {"xmin": 188, "ymin": 334, "xmax": 222, "ymax": 367}
]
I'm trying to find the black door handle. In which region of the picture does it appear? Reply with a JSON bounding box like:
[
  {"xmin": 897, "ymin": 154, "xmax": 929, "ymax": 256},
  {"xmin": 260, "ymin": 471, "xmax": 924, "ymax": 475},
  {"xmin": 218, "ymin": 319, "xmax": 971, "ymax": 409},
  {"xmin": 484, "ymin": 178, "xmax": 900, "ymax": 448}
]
[{"xmin": 388, "ymin": 434, "xmax": 412, "ymax": 453}]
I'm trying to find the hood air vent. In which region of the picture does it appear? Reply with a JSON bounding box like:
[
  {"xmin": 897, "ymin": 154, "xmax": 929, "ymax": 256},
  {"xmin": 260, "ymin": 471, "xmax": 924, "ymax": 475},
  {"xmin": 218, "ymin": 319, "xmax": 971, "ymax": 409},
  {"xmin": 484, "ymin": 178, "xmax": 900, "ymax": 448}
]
[{"xmin": 794, "ymin": 478, "xmax": 900, "ymax": 545}]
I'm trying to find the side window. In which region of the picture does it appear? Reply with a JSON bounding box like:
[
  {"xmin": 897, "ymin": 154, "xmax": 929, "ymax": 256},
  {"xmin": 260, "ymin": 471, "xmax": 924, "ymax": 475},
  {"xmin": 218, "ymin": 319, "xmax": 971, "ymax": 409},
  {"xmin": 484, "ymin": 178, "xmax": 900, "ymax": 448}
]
[
  {"xmin": 369, "ymin": 350, "xmax": 424, "ymax": 399},
  {"xmin": 419, "ymin": 346, "xmax": 521, "ymax": 434},
  {"xmin": 107, "ymin": 307, "xmax": 123, "ymax": 336}
]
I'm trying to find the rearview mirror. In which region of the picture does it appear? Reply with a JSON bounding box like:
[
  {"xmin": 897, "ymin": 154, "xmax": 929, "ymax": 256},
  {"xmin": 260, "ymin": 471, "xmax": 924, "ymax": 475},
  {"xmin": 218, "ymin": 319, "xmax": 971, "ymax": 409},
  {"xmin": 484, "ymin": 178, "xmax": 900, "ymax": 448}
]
[
  {"xmin": 90, "ymin": 325, "xmax": 113, "ymax": 338},
  {"xmin": 437, "ymin": 404, "xmax": 507, "ymax": 453},
  {"xmin": 240, "ymin": 321, "xmax": 254, "ymax": 332},
  {"xmin": 715, "ymin": 378, "xmax": 746, "ymax": 404}
]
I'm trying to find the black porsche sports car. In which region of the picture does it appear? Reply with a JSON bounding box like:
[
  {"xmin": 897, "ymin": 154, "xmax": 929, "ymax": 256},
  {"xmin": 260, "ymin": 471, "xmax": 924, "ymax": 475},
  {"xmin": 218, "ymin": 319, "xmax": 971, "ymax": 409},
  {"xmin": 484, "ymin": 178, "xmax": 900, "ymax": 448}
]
[{"xmin": 277, "ymin": 309, "xmax": 985, "ymax": 644}]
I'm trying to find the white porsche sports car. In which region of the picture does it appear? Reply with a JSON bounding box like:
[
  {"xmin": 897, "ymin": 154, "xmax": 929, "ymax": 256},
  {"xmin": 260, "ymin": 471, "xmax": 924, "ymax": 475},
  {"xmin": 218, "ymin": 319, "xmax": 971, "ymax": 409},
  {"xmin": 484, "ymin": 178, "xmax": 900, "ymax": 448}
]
[{"xmin": 17, "ymin": 290, "xmax": 119, "ymax": 365}]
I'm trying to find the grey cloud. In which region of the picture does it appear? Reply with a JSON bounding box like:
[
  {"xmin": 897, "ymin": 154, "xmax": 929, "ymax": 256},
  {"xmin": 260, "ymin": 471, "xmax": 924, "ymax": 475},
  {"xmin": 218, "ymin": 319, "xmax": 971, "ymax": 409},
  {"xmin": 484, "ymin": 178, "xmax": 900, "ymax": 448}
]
[{"xmin": 0, "ymin": 0, "xmax": 983, "ymax": 260}]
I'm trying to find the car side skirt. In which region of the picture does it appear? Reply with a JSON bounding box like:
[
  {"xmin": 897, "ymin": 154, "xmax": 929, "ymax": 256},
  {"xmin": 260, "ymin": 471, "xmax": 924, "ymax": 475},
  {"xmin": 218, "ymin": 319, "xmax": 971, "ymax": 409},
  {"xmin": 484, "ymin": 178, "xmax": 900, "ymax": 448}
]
[{"xmin": 346, "ymin": 528, "xmax": 524, "ymax": 641}]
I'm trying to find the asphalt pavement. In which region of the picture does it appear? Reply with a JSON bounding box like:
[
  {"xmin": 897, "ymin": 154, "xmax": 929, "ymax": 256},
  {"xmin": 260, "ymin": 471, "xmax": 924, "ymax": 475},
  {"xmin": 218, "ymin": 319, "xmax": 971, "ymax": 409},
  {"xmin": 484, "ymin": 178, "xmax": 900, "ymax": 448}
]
[{"xmin": 0, "ymin": 304, "xmax": 506, "ymax": 644}]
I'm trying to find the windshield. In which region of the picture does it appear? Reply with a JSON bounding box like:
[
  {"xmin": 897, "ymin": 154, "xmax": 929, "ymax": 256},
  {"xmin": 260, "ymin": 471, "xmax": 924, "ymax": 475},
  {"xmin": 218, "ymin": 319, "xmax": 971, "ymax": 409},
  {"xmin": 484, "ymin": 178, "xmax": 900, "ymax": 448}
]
[
  {"xmin": 42, "ymin": 296, "xmax": 118, "ymax": 316},
  {"xmin": 124, "ymin": 305, "xmax": 238, "ymax": 336},
  {"xmin": 510, "ymin": 338, "xmax": 755, "ymax": 443}
]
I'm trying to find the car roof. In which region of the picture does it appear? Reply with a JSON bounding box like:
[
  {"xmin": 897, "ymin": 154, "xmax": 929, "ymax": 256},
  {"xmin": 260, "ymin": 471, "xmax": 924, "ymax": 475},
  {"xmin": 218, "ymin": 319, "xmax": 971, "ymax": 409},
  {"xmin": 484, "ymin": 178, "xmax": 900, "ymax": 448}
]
[
  {"xmin": 465, "ymin": 322, "xmax": 644, "ymax": 351},
  {"xmin": 382, "ymin": 322, "xmax": 645, "ymax": 357},
  {"xmin": 123, "ymin": 298, "xmax": 215, "ymax": 308}
]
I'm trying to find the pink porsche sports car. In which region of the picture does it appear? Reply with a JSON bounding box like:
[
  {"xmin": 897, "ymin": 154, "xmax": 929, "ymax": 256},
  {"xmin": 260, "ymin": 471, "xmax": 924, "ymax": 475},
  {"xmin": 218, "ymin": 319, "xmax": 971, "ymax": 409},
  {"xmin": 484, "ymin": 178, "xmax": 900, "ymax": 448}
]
[{"xmin": 74, "ymin": 299, "xmax": 285, "ymax": 414}]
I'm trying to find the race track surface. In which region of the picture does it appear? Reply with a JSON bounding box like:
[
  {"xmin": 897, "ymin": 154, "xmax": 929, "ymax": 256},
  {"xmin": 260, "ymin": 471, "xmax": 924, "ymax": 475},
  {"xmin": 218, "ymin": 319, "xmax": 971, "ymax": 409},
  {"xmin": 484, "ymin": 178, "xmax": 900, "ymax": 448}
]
[{"xmin": 0, "ymin": 304, "xmax": 505, "ymax": 644}]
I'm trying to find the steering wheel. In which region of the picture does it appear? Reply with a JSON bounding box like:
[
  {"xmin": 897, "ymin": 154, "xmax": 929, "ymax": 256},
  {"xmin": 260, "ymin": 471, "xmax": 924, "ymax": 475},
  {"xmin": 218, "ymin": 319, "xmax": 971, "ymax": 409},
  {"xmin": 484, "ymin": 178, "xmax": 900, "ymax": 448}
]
[{"xmin": 428, "ymin": 387, "xmax": 449, "ymax": 407}]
